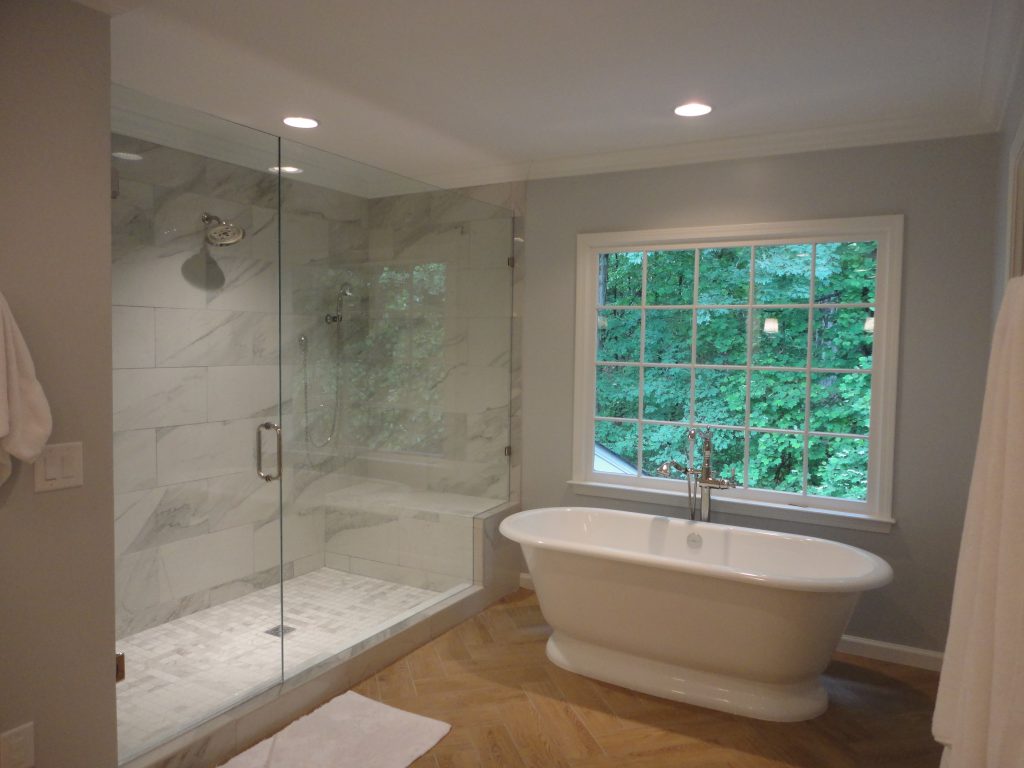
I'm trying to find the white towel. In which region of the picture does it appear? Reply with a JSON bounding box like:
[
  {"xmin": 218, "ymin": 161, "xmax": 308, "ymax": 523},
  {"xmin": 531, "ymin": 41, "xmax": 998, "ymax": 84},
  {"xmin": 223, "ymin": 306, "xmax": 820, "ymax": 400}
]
[
  {"xmin": 0, "ymin": 289, "xmax": 52, "ymax": 486},
  {"xmin": 933, "ymin": 276, "xmax": 1024, "ymax": 766}
]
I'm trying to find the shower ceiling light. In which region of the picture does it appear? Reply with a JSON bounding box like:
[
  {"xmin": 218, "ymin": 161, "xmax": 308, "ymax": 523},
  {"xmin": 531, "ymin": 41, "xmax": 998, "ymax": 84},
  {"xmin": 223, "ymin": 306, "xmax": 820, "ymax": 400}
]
[
  {"xmin": 269, "ymin": 166, "xmax": 303, "ymax": 174},
  {"xmin": 112, "ymin": 151, "xmax": 143, "ymax": 161},
  {"xmin": 674, "ymin": 102, "xmax": 712, "ymax": 117},
  {"xmin": 283, "ymin": 116, "xmax": 318, "ymax": 129}
]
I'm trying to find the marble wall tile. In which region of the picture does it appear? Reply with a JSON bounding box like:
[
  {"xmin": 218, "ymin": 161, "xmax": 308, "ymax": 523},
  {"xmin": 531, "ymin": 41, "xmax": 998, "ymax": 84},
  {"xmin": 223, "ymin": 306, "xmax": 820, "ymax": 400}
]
[
  {"xmin": 203, "ymin": 158, "xmax": 278, "ymax": 208},
  {"xmin": 206, "ymin": 563, "xmax": 289, "ymax": 607},
  {"xmin": 208, "ymin": 365, "xmax": 279, "ymax": 421},
  {"xmin": 112, "ymin": 179, "xmax": 155, "ymax": 260},
  {"xmin": 113, "ymin": 367, "xmax": 206, "ymax": 431},
  {"xmin": 282, "ymin": 213, "xmax": 330, "ymax": 265},
  {"xmin": 254, "ymin": 508, "xmax": 324, "ymax": 572},
  {"xmin": 293, "ymin": 552, "xmax": 324, "ymax": 577},
  {"xmin": 116, "ymin": 591, "xmax": 211, "ymax": 641},
  {"xmin": 156, "ymin": 418, "xmax": 257, "ymax": 486},
  {"xmin": 117, "ymin": 479, "xmax": 210, "ymax": 554},
  {"xmin": 324, "ymin": 552, "xmax": 350, "ymax": 571},
  {"xmin": 456, "ymin": 266, "xmax": 512, "ymax": 318},
  {"xmin": 114, "ymin": 428, "xmax": 157, "ymax": 493},
  {"xmin": 204, "ymin": 253, "xmax": 278, "ymax": 313},
  {"xmin": 113, "ymin": 305, "xmax": 156, "ymax": 369},
  {"xmin": 441, "ymin": 365, "xmax": 509, "ymax": 413},
  {"xmin": 347, "ymin": 556, "xmax": 462, "ymax": 592},
  {"xmin": 159, "ymin": 525, "xmax": 254, "ymax": 600},
  {"xmin": 206, "ymin": 472, "xmax": 281, "ymax": 532},
  {"xmin": 155, "ymin": 308, "xmax": 265, "ymax": 367},
  {"xmin": 112, "ymin": 140, "xmax": 205, "ymax": 189},
  {"xmin": 467, "ymin": 316, "xmax": 512, "ymax": 368},
  {"xmin": 116, "ymin": 548, "xmax": 173, "ymax": 616},
  {"xmin": 113, "ymin": 240, "xmax": 210, "ymax": 310}
]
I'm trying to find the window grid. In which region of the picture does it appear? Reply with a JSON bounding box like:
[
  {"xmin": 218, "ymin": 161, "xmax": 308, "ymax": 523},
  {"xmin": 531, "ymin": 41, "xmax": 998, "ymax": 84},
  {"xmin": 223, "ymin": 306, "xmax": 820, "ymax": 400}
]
[{"xmin": 594, "ymin": 241, "xmax": 874, "ymax": 500}]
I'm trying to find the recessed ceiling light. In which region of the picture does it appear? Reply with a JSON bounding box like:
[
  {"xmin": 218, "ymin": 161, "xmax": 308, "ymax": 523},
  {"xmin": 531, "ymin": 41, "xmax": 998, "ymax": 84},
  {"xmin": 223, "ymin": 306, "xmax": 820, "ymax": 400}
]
[
  {"xmin": 112, "ymin": 151, "xmax": 143, "ymax": 161},
  {"xmin": 674, "ymin": 102, "xmax": 712, "ymax": 117},
  {"xmin": 269, "ymin": 166, "xmax": 303, "ymax": 174},
  {"xmin": 282, "ymin": 116, "xmax": 318, "ymax": 129}
]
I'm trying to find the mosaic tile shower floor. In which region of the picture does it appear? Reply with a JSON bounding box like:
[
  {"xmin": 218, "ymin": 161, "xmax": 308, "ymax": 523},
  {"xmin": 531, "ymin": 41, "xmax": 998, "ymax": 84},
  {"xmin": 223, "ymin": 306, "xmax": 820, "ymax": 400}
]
[{"xmin": 116, "ymin": 567, "xmax": 462, "ymax": 761}]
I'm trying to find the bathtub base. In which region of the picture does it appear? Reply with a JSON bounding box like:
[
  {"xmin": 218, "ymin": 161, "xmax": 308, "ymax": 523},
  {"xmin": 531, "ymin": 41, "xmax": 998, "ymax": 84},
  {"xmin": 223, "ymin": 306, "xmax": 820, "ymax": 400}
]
[{"xmin": 546, "ymin": 632, "xmax": 828, "ymax": 722}]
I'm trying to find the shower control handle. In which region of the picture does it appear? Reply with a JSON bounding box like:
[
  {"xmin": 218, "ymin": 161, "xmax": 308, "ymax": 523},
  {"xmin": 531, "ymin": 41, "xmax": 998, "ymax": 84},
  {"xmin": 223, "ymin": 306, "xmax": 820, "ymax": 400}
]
[{"xmin": 256, "ymin": 422, "xmax": 282, "ymax": 482}]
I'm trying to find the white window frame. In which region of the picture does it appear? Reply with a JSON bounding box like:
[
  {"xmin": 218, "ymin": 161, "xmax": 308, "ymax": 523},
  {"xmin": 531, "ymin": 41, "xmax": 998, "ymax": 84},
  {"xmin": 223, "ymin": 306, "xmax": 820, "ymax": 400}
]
[{"xmin": 570, "ymin": 216, "xmax": 903, "ymax": 532}]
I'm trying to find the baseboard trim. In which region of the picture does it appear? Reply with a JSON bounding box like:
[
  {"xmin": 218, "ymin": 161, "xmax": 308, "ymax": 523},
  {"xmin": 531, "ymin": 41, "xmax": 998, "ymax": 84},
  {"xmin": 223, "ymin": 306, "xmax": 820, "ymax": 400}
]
[
  {"xmin": 519, "ymin": 572, "xmax": 534, "ymax": 590},
  {"xmin": 837, "ymin": 634, "xmax": 944, "ymax": 671}
]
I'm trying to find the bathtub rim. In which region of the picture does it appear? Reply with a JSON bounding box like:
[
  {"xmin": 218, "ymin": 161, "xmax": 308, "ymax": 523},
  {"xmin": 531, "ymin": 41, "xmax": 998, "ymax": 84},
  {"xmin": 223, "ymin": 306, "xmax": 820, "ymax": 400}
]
[{"xmin": 500, "ymin": 506, "xmax": 893, "ymax": 593}]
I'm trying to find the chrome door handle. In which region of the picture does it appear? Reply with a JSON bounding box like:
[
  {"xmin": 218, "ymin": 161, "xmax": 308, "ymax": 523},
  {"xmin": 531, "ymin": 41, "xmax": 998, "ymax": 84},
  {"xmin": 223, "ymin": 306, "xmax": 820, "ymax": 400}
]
[{"xmin": 256, "ymin": 422, "xmax": 282, "ymax": 482}]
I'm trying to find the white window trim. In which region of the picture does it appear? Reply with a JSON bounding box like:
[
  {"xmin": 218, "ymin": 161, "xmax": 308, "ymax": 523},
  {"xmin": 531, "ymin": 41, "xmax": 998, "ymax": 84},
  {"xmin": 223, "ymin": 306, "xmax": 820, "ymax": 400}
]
[{"xmin": 572, "ymin": 215, "xmax": 903, "ymax": 531}]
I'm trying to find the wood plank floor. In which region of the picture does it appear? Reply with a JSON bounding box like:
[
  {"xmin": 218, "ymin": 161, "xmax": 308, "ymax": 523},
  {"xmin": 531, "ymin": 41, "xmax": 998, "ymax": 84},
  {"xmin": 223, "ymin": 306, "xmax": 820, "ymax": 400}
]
[{"xmin": 353, "ymin": 589, "xmax": 942, "ymax": 768}]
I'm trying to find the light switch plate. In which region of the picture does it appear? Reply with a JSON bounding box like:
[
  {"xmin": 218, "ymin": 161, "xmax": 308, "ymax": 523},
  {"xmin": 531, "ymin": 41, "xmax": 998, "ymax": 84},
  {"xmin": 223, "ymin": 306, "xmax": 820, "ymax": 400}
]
[
  {"xmin": 34, "ymin": 442, "xmax": 83, "ymax": 492},
  {"xmin": 0, "ymin": 722, "xmax": 35, "ymax": 768}
]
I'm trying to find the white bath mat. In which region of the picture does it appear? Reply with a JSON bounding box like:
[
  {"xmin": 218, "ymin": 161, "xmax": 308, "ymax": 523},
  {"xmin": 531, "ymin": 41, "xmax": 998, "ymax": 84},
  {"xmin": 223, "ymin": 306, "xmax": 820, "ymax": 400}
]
[{"xmin": 221, "ymin": 691, "xmax": 450, "ymax": 768}]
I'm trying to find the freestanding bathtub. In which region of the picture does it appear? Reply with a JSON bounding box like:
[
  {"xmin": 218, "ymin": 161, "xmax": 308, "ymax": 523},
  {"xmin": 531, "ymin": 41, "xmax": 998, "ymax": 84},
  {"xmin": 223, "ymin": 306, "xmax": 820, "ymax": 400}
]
[{"xmin": 499, "ymin": 506, "xmax": 893, "ymax": 722}]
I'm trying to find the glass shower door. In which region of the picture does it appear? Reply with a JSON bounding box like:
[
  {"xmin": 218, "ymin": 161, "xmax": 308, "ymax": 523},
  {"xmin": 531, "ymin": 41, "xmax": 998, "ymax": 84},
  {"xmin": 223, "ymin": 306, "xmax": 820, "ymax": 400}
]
[{"xmin": 111, "ymin": 86, "xmax": 287, "ymax": 762}]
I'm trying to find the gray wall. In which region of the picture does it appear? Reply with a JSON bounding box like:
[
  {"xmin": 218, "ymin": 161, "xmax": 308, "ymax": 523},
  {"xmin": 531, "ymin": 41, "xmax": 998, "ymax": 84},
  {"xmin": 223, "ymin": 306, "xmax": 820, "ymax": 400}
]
[
  {"xmin": 522, "ymin": 135, "xmax": 999, "ymax": 652},
  {"xmin": 994, "ymin": 48, "xmax": 1024, "ymax": 303},
  {"xmin": 0, "ymin": 2, "xmax": 117, "ymax": 766}
]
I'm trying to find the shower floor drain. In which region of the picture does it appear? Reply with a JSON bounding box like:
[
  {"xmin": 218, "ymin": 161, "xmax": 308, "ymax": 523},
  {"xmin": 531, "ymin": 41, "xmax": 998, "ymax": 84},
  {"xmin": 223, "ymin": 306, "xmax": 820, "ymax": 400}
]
[{"xmin": 264, "ymin": 624, "xmax": 295, "ymax": 637}]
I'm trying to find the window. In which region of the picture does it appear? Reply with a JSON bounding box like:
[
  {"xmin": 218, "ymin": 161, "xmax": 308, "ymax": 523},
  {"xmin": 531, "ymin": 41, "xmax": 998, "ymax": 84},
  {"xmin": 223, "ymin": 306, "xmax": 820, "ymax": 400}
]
[{"xmin": 572, "ymin": 217, "xmax": 902, "ymax": 527}]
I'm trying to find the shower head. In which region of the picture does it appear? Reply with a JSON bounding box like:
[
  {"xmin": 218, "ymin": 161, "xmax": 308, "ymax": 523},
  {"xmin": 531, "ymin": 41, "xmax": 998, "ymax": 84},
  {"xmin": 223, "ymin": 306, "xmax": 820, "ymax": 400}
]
[
  {"xmin": 338, "ymin": 283, "xmax": 354, "ymax": 298},
  {"xmin": 201, "ymin": 212, "xmax": 246, "ymax": 246}
]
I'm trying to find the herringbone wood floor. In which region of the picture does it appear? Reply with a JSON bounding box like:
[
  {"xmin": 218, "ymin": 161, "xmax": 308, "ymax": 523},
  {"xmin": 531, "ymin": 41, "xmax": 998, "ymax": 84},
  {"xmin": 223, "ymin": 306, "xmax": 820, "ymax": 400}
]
[{"xmin": 354, "ymin": 589, "xmax": 942, "ymax": 768}]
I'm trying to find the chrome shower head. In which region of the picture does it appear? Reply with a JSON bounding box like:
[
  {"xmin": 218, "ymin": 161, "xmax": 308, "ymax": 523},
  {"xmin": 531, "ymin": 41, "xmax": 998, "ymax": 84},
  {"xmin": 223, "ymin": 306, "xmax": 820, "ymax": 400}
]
[
  {"xmin": 338, "ymin": 283, "xmax": 354, "ymax": 298},
  {"xmin": 201, "ymin": 212, "xmax": 246, "ymax": 246}
]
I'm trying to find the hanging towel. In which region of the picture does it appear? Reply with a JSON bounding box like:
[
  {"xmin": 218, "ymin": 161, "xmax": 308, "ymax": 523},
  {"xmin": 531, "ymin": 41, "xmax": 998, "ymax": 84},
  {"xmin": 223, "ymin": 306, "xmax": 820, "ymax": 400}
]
[
  {"xmin": 0, "ymin": 289, "xmax": 52, "ymax": 486},
  {"xmin": 933, "ymin": 276, "xmax": 1024, "ymax": 767}
]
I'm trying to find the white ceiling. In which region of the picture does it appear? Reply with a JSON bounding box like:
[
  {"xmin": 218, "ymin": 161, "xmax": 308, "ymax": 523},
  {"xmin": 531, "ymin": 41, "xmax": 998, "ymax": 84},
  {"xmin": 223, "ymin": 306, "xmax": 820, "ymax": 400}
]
[{"xmin": 104, "ymin": 0, "xmax": 1024, "ymax": 188}]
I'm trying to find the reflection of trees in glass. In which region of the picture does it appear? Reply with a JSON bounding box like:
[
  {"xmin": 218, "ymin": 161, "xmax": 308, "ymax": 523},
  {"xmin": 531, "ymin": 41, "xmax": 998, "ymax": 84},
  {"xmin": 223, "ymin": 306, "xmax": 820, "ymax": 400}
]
[
  {"xmin": 349, "ymin": 263, "xmax": 448, "ymax": 454},
  {"xmin": 593, "ymin": 241, "xmax": 877, "ymax": 500}
]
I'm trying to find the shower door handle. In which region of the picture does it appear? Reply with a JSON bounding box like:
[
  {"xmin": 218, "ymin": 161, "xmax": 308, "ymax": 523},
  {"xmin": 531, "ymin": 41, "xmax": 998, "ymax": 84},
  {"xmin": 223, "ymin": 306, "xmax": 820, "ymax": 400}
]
[{"xmin": 256, "ymin": 422, "xmax": 282, "ymax": 482}]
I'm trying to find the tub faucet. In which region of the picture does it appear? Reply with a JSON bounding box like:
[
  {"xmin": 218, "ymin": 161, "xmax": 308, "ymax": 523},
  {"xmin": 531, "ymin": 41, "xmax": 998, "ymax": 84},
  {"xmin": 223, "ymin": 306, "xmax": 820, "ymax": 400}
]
[{"xmin": 657, "ymin": 429, "xmax": 736, "ymax": 522}]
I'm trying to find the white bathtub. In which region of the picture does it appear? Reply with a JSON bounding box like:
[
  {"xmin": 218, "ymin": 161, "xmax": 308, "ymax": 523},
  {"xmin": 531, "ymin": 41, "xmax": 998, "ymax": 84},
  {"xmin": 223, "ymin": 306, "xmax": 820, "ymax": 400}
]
[{"xmin": 499, "ymin": 506, "xmax": 893, "ymax": 721}]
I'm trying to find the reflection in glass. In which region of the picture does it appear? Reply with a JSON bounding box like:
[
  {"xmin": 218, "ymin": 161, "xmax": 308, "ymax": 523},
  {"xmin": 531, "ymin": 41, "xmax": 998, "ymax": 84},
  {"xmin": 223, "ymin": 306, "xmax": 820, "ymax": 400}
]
[
  {"xmin": 753, "ymin": 308, "xmax": 809, "ymax": 367},
  {"xmin": 812, "ymin": 308, "xmax": 874, "ymax": 369}
]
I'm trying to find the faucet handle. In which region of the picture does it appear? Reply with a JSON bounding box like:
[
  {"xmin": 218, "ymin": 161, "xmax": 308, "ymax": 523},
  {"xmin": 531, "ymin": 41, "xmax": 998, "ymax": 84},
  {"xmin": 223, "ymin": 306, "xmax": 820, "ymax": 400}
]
[{"xmin": 657, "ymin": 460, "xmax": 687, "ymax": 478}]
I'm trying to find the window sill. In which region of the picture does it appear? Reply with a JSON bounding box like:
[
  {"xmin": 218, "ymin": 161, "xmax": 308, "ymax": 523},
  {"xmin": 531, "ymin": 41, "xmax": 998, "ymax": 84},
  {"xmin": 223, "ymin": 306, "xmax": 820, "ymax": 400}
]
[{"xmin": 567, "ymin": 480, "xmax": 894, "ymax": 534}]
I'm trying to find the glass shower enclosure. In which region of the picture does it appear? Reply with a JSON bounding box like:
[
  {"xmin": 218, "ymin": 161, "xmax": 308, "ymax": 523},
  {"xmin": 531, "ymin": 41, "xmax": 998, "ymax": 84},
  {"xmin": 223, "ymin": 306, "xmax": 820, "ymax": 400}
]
[{"xmin": 110, "ymin": 87, "xmax": 513, "ymax": 762}]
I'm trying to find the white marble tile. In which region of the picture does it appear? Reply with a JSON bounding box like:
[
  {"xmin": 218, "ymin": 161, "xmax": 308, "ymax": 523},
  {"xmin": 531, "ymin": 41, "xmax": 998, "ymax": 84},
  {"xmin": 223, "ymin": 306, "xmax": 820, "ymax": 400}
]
[
  {"xmin": 159, "ymin": 525, "xmax": 254, "ymax": 599},
  {"xmin": 155, "ymin": 308, "xmax": 263, "ymax": 367},
  {"xmin": 156, "ymin": 418, "xmax": 257, "ymax": 486},
  {"xmin": 442, "ymin": 365, "xmax": 510, "ymax": 413},
  {"xmin": 205, "ymin": 252, "xmax": 278, "ymax": 312},
  {"xmin": 207, "ymin": 472, "xmax": 281, "ymax": 532},
  {"xmin": 324, "ymin": 552, "xmax": 350, "ymax": 571},
  {"xmin": 456, "ymin": 266, "xmax": 512, "ymax": 318},
  {"xmin": 113, "ymin": 367, "xmax": 207, "ymax": 431},
  {"xmin": 348, "ymin": 556, "xmax": 462, "ymax": 591},
  {"xmin": 116, "ymin": 548, "xmax": 173, "ymax": 614},
  {"xmin": 467, "ymin": 316, "xmax": 512, "ymax": 368},
  {"xmin": 115, "ymin": 489, "xmax": 154, "ymax": 558},
  {"xmin": 113, "ymin": 306, "xmax": 156, "ymax": 369},
  {"xmin": 111, "ymin": 241, "xmax": 209, "ymax": 310},
  {"xmin": 117, "ymin": 479, "xmax": 211, "ymax": 555},
  {"xmin": 114, "ymin": 428, "xmax": 157, "ymax": 493},
  {"xmin": 255, "ymin": 509, "xmax": 324, "ymax": 572},
  {"xmin": 282, "ymin": 213, "xmax": 330, "ymax": 265},
  {"xmin": 208, "ymin": 365, "xmax": 279, "ymax": 421},
  {"xmin": 293, "ymin": 552, "xmax": 325, "ymax": 577}
]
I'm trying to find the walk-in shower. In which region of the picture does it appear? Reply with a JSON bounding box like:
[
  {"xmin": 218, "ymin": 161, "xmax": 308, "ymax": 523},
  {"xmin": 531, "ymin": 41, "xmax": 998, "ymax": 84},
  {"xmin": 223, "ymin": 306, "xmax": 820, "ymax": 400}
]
[{"xmin": 111, "ymin": 86, "xmax": 514, "ymax": 764}]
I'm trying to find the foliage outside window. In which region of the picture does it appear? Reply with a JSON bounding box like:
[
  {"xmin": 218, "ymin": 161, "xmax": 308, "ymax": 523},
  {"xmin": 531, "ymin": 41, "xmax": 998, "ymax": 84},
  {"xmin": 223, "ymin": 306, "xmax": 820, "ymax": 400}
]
[{"xmin": 573, "ymin": 217, "xmax": 902, "ymax": 523}]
